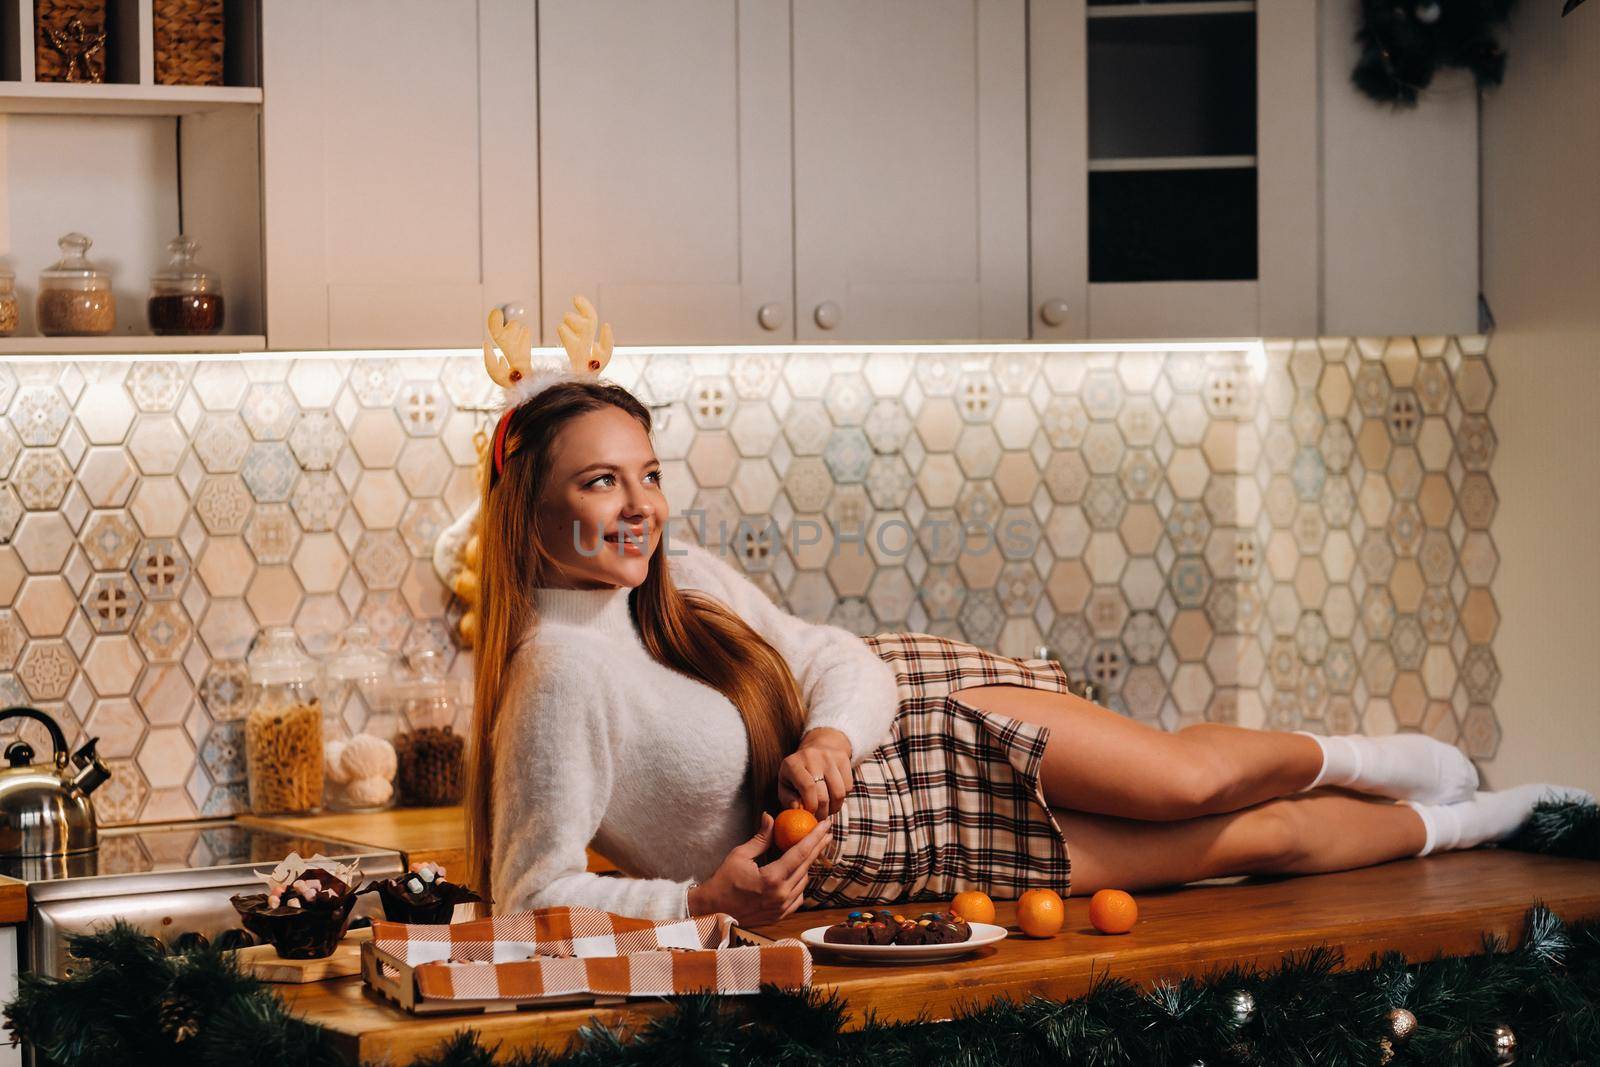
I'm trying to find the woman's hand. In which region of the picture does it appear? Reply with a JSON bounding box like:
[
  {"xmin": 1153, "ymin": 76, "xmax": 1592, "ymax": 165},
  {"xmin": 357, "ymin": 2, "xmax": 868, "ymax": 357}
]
[
  {"xmin": 688, "ymin": 811, "xmax": 833, "ymax": 925},
  {"xmin": 778, "ymin": 728, "xmax": 853, "ymax": 821}
]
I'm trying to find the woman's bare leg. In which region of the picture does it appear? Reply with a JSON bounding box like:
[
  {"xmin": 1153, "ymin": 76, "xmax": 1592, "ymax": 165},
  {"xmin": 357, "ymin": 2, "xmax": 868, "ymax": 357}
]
[
  {"xmin": 952, "ymin": 683, "xmax": 1325, "ymax": 821},
  {"xmin": 1053, "ymin": 789, "xmax": 1428, "ymax": 896}
]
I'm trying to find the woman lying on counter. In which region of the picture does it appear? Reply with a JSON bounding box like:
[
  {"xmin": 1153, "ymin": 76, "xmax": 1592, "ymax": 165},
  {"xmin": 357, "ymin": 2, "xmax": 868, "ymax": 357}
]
[{"xmin": 460, "ymin": 297, "xmax": 1593, "ymax": 926}]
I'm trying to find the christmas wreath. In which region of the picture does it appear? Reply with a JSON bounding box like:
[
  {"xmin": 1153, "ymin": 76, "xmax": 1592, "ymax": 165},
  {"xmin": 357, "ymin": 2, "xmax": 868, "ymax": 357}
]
[
  {"xmin": 1353, "ymin": 0, "xmax": 1592, "ymax": 106},
  {"xmin": 1352, "ymin": 0, "xmax": 1521, "ymax": 106}
]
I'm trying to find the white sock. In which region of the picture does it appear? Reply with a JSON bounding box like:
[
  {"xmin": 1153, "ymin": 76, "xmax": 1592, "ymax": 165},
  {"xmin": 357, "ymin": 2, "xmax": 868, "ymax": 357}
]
[
  {"xmin": 1402, "ymin": 784, "xmax": 1598, "ymax": 857},
  {"xmin": 1293, "ymin": 730, "xmax": 1480, "ymax": 805}
]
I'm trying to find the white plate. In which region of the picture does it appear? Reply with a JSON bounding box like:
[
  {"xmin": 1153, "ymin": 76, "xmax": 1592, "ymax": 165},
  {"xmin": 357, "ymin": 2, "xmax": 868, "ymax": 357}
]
[{"xmin": 799, "ymin": 921, "xmax": 1008, "ymax": 963}]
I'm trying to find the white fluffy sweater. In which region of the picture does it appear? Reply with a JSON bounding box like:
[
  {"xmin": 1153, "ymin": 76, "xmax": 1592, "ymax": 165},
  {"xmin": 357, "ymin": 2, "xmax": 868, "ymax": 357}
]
[{"xmin": 490, "ymin": 539, "xmax": 901, "ymax": 920}]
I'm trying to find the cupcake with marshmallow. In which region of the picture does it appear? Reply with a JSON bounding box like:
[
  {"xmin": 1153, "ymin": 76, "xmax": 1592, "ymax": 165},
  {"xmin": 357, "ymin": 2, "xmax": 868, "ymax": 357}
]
[{"xmin": 358, "ymin": 861, "xmax": 485, "ymax": 924}]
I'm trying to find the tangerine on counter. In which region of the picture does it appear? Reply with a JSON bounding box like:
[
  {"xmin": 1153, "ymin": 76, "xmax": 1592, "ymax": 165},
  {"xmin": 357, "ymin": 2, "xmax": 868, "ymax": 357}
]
[
  {"xmin": 950, "ymin": 890, "xmax": 996, "ymax": 924},
  {"xmin": 773, "ymin": 806, "xmax": 819, "ymax": 851},
  {"xmin": 1088, "ymin": 889, "xmax": 1138, "ymax": 934},
  {"xmin": 1015, "ymin": 888, "xmax": 1065, "ymax": 937}
]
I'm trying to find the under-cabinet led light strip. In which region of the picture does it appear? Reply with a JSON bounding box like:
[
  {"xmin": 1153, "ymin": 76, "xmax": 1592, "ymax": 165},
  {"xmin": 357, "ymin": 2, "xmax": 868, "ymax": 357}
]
[{"xmin": 3, "ymin": 338, "xmax": 1271, "ymax": 379}]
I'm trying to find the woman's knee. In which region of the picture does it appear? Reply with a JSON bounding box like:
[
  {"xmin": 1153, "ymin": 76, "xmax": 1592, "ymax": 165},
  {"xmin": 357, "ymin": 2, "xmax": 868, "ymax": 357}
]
[
  {"xmin": 1230, "ymin": 801, "xmax": 1308, "ymax": 873},
  {"xmin": 1170, "ymin": 724, "xmax": 1254, "ymax": 815},
  {"xmin": 1158, "ymin": 735, "xmax": 1241, "ymax": 819}
]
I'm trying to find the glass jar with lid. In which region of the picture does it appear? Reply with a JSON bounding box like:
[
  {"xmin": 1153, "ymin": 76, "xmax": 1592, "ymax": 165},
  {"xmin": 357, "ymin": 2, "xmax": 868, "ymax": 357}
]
[
  {"xmin": 319, "ymin": 623, "xmax": 398, "ymax": 813},
  {"xmin": 394, "ymin": 649, "xmax": 466, "ymax": 807},
  {"xmin": 0, "ymin": 267, "xmax": 17, "ymax": 336},
  {"xmin": 147, "ymin": 235, "xmax": 225, "ymax": 335},
  {"xmin": 37, "ymin": 232, "xmax": 115, "ymax": 336},
  {"xmin": 245, "ymin": 626, "xmax": 324, "ymax": 815}
]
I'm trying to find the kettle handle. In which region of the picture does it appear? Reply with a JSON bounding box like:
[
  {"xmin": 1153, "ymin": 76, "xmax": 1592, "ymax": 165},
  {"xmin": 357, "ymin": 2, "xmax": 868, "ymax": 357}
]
[{"xmin": 0, "ymin": 707, "xmax": 69, "ymax": 768}]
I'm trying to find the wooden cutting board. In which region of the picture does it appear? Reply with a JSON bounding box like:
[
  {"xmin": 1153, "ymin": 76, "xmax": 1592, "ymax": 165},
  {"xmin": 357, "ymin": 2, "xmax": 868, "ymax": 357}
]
[{"xmin": 236, "ymin": 926, "xmax": 373, "ymax": 983}]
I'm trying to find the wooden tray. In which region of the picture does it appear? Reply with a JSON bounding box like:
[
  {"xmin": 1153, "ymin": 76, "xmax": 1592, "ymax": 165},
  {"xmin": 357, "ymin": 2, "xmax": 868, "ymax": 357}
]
[
  {"xmin": 236, "ymin": 926, "xmax": 373, "ymax": 983},
  {"xmin": 359, "ymin": 925, "xmax": 778, "ymax": 1015}
]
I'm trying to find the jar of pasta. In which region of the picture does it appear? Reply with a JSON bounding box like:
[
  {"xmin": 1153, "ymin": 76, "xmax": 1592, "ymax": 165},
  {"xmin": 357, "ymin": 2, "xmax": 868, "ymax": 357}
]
[
  {"xmin": 319, "ymin": 623, "xmax": 398, "ymax": 813},
  {"xmin": 0, "ymin": 267, "xmax": 18, "ymax": 336},
  {"xmin": 37, "ymin": 233, "xmax": 115, "ymax": 336},
  {"xmin": 245, "ymin": 627, "xmax": 324, "ymax": 815},
  {"xmin": 393, "ymin": 649, "xmax": 465, "ymax": 807}
]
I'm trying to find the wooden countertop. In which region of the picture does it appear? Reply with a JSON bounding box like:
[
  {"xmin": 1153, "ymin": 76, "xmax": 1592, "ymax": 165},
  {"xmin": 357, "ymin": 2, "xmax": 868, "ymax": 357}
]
[
  {"xmin": 238, "ymin": 805, "xmax": 620, "ymax": 876},
  {"xmin": 0, "ymin": 875, "xmax": 26, "ymax": 924},
  {"xmin": 282, "ymin": 849, "xmax": 1600, "ymax": 1065}
]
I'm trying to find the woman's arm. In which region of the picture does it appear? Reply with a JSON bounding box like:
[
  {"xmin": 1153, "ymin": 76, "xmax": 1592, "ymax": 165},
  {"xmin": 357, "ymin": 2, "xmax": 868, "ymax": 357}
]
[
  {"xmin": 666, "ymin": 537, "xmax": 899, "ymax": 764},
  {"xmin": 492, "ymin": 645, "xmax": 696, "ymax": 920}
]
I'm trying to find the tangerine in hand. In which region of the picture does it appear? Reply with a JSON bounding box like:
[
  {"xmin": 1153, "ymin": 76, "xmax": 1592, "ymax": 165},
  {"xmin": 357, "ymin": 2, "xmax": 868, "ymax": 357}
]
[
  {"xmin": 1016, "ymin": 888, "xmax": 1066, "ymax": 938},
  {"xmin": 773, "ymin": 805, "xmax": 819, "ymax": 851},
  {"xmin": 1087, "ymin": 889, "xmax": 1138, "ymax": 934}
]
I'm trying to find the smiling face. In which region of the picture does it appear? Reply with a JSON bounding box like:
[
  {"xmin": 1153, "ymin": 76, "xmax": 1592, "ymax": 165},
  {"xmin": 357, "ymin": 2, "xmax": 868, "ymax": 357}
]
[{"xmin": 534, "ymin": 405, "xmax": 666, "ymax": 590}]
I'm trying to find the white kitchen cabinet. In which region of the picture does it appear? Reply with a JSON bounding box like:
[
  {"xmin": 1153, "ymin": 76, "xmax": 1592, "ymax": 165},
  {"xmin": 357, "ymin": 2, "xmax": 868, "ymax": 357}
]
[
  {"xmin": 537, "ymin": 0, "xmax": 792, "ymax": 346},
  {"xmin": 1033, "ymin": 0, "xmax": 1311, "ymax": 341},
  {"xmin": 1318, "ymin": 0, "xmax": 1478, "ymax": 338},
  {"xmin": 538, "ymin": 0, "xmax": 1028, "ymax": 346},
  {"xmin": 262, "ymin": 0, "xmax": 537, "ymax": 349},
  {"xmin": 1031, "ymin": 0, "xmax": 1475, "ymax": 342},
  {"xmin": 791, "ymin": 0, "xmax": 1029, "ymax": 342}
]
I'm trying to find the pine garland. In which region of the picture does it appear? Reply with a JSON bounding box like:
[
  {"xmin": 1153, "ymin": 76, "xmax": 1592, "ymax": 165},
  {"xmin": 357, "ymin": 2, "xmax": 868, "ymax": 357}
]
[
  {"xmin": 7, "ymin": 799, "xmax": 1599, "ymax": 1067},
  {"xmin": 1352, "ymin": 0, "xmax": 1521, "ymax": 106}
]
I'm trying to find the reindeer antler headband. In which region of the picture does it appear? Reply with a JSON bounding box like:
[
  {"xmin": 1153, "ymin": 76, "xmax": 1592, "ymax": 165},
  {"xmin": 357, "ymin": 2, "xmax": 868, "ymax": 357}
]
[{"xmin": 483, "ymin": 294, "xmax": 616, "ymax": 477}]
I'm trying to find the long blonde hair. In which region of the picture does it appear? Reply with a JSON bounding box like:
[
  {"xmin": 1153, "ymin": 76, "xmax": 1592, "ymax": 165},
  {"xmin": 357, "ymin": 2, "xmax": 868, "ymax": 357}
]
[{"xmin": 465, "ymin": 380, "xmax": 808, "ymax": 897}]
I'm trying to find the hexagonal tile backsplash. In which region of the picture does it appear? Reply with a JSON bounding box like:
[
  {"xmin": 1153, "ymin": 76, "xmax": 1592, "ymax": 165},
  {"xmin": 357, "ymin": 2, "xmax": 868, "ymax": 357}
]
[{"xmin": 0, "ymin": 337, "xmax": 1500, "ymax": 826}]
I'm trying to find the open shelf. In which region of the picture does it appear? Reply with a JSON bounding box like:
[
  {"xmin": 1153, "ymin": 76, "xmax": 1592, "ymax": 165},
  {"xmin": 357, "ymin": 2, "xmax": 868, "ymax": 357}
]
[
  {"xmin": 0, "ymin": 80, "xmax": 259, "ymax": 114},
  {"xmin": 0, "ymin": 333, "xmax": 264, "ymax": 354},
  {"xmin": 1086, "ymin": 0, "xmax": 1257, "ymax": 289},
  {"xmin": 1088, "ymin": 9, "xmax": 1255, "ymax": 159},
  {"xmin": 1090, "ymin": 154, "xmax": 1255, "ymax": 172},
  {"xmin": 1089, "ymin": 166, "xmax": 1257, "ymax": 283},
  {"xmin": 1, "ymin": 2, "xmax": 264, "ymax": 338},
  {"xmin": 4, "ymin": 0, "xmax": 260, "ymax": 91}
]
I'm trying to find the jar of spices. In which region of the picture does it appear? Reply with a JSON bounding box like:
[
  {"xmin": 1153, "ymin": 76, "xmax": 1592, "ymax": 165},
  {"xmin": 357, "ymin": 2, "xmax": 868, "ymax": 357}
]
[
  {"xmin": 37, "ymin": 232, "xmax": 116, "ymax": 336},
  {"xmin": 0, "ymin": 267, "xmax": 17, "ymax": 336},
  {"xmin": 147, "ymin": 235, "xmax": 225, "ymax": 335},
  {"xmin": 319, "ymin": 623, "xmax": 398, "ymax": 813},
  {"xmin": 245, "ymin": 626, "xmax": 324, "ymax": 815},
  {"xmin": 394, "ymin": 649, "xmax": 466, "ymax": 807}
]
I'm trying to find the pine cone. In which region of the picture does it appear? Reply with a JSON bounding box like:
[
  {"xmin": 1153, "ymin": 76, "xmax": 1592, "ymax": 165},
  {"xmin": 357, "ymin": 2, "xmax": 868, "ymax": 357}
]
[{"xmin": 158, "ymin": 995, "xmax": 200, "ymax": 1044}]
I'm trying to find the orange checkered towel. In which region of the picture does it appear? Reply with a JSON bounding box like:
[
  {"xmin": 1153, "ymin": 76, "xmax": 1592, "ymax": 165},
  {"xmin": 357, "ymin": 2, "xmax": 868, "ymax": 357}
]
[{"xmin": 369, "ymin": 905, "xmax": 813, "ymax": 1002}]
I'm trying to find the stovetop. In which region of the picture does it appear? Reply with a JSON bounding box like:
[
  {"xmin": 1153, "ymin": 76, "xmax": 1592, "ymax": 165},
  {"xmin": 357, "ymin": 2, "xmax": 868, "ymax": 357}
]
[{"xmin": 6, "ymin": 818, "xmax": 404, "ymax": 902}]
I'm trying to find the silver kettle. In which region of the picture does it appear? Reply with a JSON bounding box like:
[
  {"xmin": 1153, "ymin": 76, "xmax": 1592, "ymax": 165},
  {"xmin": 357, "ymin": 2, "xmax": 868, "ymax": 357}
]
[{"xmin": 0, "ymin": 706, "xmax": 110, "ymax": 859}]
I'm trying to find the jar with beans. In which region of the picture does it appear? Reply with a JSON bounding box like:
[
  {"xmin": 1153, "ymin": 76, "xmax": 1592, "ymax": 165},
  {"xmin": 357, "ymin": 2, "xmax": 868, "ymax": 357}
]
[
  {"xmin": 147, "ymin": 235, "xmax": 225, "ymax": 335},
  {"xmin": 245, "ymin": 627, "xmax": 324, "ymax": 815},
  {"xmin": 37, "ymin": 233, "xmax": 115, "ymax": 336},
  {"xmin": 394, "ymin": 649, "xmax": 465, "ymax": 808}
]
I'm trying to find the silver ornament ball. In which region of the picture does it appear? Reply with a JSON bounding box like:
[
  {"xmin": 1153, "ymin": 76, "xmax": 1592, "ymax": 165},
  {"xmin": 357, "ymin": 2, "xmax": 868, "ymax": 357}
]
[
  {"xmin": 1228, "ymin": 988, "xmax": 1257, "ymax": 1026},
  {"xmin": 1385, "ymin": 1007, "xmax": 1418, "ymax": 1043},
  {"xmin": 1490, "ymin": 1021, "xmax": 1518, "ymax": 1064},
  {"xmin": 1414, "ymin": 0, "xmax": 1442, "ymax": 24}
]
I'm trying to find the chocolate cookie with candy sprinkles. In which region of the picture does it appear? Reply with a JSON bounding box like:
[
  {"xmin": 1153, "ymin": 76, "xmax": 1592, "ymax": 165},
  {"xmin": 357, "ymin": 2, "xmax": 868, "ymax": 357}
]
[
  {"xmin": 822, "ymin": 908, "xmax": 897, "ymax": 945},
  {"xmin": 891, "ymin": 910, "xmax": 972, "ymax": 945}
]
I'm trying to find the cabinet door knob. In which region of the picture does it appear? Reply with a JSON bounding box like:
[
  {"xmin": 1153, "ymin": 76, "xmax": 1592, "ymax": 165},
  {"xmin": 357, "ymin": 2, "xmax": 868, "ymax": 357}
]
[
  {"xmin": 1038, "ymin": 299, "xmax": 1069, "ymax": 327},
  {"xmin": 813, "ymin": 301, "xmax": 841, "ymax": 330},
  {"xmin": 757, "ymin": 303, "xmax": 785, "ymax": 331},
  {"xmin": 500, "ymin": 302, "xmax": 529, "ymax": 323}
]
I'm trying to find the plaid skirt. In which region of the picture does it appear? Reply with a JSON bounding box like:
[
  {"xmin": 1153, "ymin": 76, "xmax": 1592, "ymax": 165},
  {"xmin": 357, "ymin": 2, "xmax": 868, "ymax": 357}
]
[{"xmin": 801, "ymin": 632, "xmax": 1075, "ymax": 909}]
